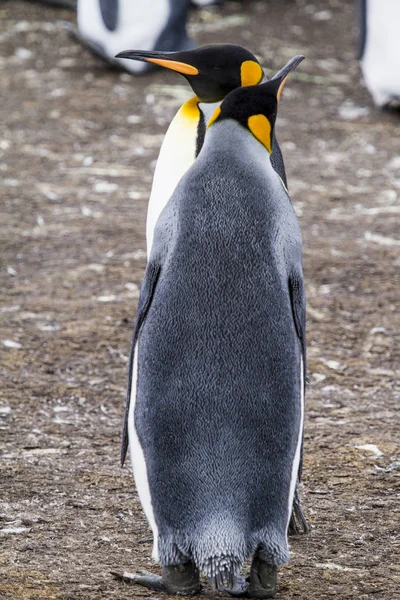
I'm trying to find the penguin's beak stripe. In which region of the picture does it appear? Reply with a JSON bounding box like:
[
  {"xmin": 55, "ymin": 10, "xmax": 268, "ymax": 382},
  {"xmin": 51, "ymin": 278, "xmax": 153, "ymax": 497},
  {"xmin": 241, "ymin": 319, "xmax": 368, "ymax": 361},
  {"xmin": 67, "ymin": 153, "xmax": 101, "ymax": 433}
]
[
  {"xmin": 277, "ymin": 74, "xmax": 290, "ymax": 102},
  {"xmin": 142, "ymin": 58, "xmax": 199, "ymax": 76},
  {"xmin": 271, "ymin": 55, "xmax": 305, "ymax": 101}
]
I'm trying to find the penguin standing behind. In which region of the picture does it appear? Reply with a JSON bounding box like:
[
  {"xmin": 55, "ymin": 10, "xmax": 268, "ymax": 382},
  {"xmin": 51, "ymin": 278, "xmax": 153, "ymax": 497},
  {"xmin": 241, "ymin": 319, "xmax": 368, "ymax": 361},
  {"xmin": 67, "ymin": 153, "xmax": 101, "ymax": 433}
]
[
  {"xmin": 358, "ymin": 0, "xmax": 400, "ymax": 107},
  {"xmin": 116, "ymin": 44, "xmax": 288, "ymax": 256},
  {"xmin": 122, "ymin": 55, "xmax": 306, "ymax": 598}
]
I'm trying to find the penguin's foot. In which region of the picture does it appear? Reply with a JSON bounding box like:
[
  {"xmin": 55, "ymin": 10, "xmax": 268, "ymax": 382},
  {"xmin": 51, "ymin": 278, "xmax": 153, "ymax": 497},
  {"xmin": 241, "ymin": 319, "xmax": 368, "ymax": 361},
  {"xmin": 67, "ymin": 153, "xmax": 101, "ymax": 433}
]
[
  {"xmin": 225, "ymin": 575, "xmax": 249, "ymax": 597},
  {"xmin": 225, "ymin": 561, "xmax": 276, "ymax": 599},
  {"xmin": 112, "ymin": 562, "xmax": 202, "ymax": 595},
  {"xmin": 247, "ymin": 557, "xmax": 277, "ymax": 599}
]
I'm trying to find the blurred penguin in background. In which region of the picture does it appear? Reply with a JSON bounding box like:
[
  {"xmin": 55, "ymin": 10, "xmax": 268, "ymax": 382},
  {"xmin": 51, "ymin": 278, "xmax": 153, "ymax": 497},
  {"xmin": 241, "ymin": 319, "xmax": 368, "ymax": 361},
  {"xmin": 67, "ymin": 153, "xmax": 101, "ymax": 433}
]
[
  {"xmin": 38, "ymin": 0, "xmax": 230, "ymax": 72},
  {"xmin": 71, "ymin": 0, "xmax": 194, "ymax": 73},
  {"xmin": 359, "ymin": 0, "xmax": 400, "ymax": 108}
]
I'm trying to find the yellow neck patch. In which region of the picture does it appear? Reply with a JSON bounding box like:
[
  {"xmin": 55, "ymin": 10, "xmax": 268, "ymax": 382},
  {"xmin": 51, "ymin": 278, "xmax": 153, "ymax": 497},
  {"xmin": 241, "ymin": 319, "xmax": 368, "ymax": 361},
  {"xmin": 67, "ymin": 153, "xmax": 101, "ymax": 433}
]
[
  {"xmin": 240, "ymin": 60, "xmax": 263, "ymax": 87},
  {"xmin": 247, "ymin": 114, "xmax": 272, "ymax": 152},
  {"xmin": 207, "ymin": 105, "xmax": 221, "ymax": 128},
  {"xmin": 181, "ymin": 96, "xmax": 200, "ymax": 122}
]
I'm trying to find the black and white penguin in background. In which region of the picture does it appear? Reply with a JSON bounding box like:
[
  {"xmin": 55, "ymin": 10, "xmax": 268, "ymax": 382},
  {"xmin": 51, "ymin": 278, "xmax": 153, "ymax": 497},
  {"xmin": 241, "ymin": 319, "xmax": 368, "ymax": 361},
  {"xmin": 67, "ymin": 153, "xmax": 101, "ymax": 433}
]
[
  {"xmin": 69, "ymin": 0, "xmax": 194, "ymax": 73},
  {"xmin": 120, "ymin": 55, "xmax": 307, "ymax": 598},
  {"xmin": 358, "ymin": 0, "xmax": 400, "ymax": 108}
]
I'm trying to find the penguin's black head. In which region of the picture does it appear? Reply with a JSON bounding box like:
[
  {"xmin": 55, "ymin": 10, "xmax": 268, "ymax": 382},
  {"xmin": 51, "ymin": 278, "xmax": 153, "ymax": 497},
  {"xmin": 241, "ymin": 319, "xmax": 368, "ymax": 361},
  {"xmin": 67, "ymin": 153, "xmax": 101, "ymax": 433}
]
[
  {"xmin": 115, "ymin": 44, "xmax": 263, "ymax": 102},
  {"xmin": 207, "ymin": 55, "xmax": 304, "ymax": 152}
]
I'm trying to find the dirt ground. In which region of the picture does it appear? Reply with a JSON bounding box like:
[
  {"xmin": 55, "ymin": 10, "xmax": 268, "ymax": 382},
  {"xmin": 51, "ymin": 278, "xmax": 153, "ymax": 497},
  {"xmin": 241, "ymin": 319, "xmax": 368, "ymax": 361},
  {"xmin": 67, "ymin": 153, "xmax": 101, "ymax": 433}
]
[{"xmin": 0, "ymin": 1, "xmax": 399, "ymax": 599}]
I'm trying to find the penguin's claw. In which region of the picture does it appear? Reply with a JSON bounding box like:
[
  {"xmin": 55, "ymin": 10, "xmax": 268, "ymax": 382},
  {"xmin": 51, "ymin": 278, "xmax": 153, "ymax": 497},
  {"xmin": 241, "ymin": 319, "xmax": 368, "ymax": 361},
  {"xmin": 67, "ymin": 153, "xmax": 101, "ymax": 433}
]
[
  {"xmin": 225, "ymin": 575, "xmax": 250, "ymax": 597},
  {"xmin": 130, "ymin": 572, "xmax": 168, "ymax": 593}
]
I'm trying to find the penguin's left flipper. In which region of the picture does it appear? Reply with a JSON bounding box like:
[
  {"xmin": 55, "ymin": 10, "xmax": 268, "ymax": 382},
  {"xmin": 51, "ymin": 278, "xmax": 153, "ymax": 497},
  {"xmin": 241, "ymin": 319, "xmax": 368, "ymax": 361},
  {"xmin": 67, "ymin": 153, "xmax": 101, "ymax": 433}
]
[
  {"xmin": 288, "ymin": 273, "xmax": 309, "ymax": 535},
  {"xmin": 121, "ymin": 262, "xmax": 161, "ymax": 466},
  {"xmin": 112, "ymin": 564, "xmax": 202, "ymax": 595}
]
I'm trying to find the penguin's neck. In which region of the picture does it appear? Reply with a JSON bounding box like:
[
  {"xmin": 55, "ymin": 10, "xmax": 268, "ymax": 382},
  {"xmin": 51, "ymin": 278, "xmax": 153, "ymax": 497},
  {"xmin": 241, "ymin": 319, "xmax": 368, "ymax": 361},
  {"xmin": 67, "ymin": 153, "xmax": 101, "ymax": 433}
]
[{"xmin": 203, "ymin": 120, "xmax": 278, "ymax": 179}]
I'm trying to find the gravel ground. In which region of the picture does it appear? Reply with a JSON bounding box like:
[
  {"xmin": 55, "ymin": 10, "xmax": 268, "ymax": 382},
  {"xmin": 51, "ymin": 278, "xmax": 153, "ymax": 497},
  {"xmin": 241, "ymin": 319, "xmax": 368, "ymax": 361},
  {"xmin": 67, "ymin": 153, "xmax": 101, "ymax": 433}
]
[{"xmin": 0, "ymin": 1, "xmax": 399, "ymax": 599}]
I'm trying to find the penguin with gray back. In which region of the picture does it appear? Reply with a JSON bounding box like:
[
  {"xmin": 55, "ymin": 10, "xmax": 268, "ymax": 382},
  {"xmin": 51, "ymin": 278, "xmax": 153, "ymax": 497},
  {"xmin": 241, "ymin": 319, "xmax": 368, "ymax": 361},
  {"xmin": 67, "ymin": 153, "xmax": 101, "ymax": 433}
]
[
  {"xmin": 120, "ymin": 44, "xmax": 308, "ymax": 541},
  {"xmin": 123, "ymin": 55, "xmax": 307, "ymax": 598}
]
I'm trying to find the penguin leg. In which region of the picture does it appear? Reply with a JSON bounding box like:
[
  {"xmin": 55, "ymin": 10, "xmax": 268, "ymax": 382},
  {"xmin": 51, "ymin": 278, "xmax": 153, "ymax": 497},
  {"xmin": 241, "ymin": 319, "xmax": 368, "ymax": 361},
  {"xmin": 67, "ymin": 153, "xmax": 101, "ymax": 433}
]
[
  {"xmin": 225, "ymin": 554, "xmax": 277, "ymax": 599},
  {"xmin": 247, "ymin": 553, "xmax": 277, "ymax": 599},
  {"xmin": 224, "ymin": 575, "xmax": 250, "ymax": 597},
  {"xmin": 114, "ymin": 562, "xmax": 202, "ymax": 595}
]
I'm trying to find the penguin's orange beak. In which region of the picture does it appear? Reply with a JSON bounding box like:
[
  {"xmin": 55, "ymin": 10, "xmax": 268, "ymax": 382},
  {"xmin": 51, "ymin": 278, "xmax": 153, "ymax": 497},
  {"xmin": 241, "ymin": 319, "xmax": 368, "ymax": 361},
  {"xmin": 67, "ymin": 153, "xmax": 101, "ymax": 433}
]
[{"xmin": 115, "ymin": 50, "xmax": 199, "ymax": 76}]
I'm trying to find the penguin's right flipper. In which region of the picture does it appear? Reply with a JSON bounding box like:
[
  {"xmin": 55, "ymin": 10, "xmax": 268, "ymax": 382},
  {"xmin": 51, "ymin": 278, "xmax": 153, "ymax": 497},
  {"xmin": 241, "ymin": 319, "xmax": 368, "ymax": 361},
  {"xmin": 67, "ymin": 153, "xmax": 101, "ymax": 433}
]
[
  {"xmin": 121, "ymin": 262, "xmax": 161, "ymax": 466},
  {"xmin": 288, "ymin": 273, "xmax": 310, "ymax": 535}
]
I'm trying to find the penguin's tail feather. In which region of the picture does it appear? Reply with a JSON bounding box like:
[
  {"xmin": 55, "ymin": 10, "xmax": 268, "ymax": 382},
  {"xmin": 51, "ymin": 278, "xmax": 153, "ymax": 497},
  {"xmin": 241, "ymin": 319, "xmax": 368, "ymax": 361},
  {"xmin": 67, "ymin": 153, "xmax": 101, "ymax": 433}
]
[
  {"xmin": 204, "ymin": 555, "xmax": 242, "ymax": 591},
  {"xmin": 186, "ymin": 520, "xmax": 247, "ymax": 591}
]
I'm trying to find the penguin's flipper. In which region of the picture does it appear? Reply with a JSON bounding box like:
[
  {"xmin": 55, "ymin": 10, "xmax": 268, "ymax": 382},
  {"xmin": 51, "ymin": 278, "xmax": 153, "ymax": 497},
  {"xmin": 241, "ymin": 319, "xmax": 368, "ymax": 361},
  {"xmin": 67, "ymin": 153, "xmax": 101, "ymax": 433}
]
[
  {"xmin": 288, "ymin": 274, "xmax": 306, "ymax": 369},
  {"xmin": 288, "ymin": 273, "xmax": 309, "ymax": 535},
  {"xmin": 270, "ymin": 134, "xmax": 287, "ymax": 190},
  {"xmin": 121, "ymin": 262, "xmax": 161, "ymax": 466}
]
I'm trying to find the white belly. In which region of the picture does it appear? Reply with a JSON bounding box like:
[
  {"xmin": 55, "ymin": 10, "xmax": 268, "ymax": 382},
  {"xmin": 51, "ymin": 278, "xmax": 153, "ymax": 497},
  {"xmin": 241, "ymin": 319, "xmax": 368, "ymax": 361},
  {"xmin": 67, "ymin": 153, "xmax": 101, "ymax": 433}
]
[
  {"xmin": 146, "ymin": 100, "xmax": 220, "ymax": 256},
  {"xmin": 286, "ymin": 355, "xmax": 305, "ymax": 534},
  {"xmin": 128, "ymin": 343, "xmax": 160, "ymax": 561}
]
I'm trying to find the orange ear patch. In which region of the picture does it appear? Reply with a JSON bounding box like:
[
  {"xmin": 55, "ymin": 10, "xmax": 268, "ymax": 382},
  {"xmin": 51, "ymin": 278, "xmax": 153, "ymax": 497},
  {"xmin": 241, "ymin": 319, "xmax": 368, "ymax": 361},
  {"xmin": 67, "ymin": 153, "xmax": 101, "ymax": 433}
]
[
  {"xmin": 207, "ymin": 106, "xmax": 221, "ymax": 128},
  {"xmin": 240, "ymin": 60, "xmax": 263, "ymax": 87},
  {"xmin": 247, "ymin": 114, "xmax": 272, "ymax": 152},
  {"xmin": 145, "ymin": 58, "xmax": 199, "ymax": 75}
]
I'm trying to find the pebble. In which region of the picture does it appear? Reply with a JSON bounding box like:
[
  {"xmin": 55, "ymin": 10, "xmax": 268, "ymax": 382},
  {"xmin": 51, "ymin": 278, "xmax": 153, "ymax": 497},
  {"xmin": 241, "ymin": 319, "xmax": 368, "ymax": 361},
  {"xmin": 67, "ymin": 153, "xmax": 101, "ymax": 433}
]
[{"xmin": 2, "ymin": 340, "xmax": 22, "ymax": 349}]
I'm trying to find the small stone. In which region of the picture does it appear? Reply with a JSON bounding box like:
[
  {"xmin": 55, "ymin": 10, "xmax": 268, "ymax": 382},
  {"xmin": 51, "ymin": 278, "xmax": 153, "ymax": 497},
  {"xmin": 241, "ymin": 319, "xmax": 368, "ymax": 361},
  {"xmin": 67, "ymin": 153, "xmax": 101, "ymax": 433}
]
[
  {"xmin": 355, "ymin": 444, "xmax": 383, "ymax": 458},
  {"xmin": 2, "ymin": 340, "xmax": 22, "ymax": 349},
  {"xmin": 97, "ymin": 295, "xmax": 116, "ymax": 302}
]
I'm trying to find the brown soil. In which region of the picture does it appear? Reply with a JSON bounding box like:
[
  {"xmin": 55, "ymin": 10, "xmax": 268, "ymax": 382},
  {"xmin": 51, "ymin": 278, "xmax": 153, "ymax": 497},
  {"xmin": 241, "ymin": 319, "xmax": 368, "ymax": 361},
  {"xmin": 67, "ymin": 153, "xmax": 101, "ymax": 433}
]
[{"xmin": 1, "ymin": 1, "xmax": 399, "ymax": 599}]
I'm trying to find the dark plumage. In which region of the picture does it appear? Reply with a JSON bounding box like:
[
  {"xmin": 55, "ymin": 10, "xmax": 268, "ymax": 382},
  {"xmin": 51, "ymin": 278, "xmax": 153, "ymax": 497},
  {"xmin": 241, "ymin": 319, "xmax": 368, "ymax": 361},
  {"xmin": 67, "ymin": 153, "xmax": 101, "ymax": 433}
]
[{"xmin": 124, "ymin": 58, "xmax": 307, "ymax": 596}]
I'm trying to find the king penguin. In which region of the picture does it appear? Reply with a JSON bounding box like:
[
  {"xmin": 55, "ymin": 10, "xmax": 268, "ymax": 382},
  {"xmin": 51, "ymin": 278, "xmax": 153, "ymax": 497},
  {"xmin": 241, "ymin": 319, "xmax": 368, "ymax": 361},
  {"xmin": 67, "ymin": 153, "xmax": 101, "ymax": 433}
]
[
  {"xmin": 119, "ymin": 43, "xmax": 308, "ymax": 540},
  {"xmin": 66, "ymin": 0, "xmax": 193, "ymax": 73},
  {"xmin": 122, "ymin": 55, "xmax": 307, "ymax": 597},
  {"xmin": 358, "ymin": 0, "xmax": 400, "ymax": 107},
  {"xmin": 115, "ymin": 44, "xmax": 288, "ymax": 256}
]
